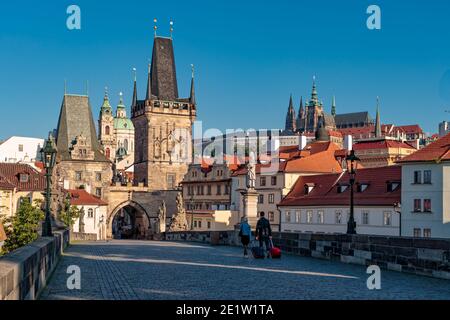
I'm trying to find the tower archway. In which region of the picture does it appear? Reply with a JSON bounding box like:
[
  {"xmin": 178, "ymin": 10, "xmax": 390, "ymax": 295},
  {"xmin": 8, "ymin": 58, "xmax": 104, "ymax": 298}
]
[{"xmin": 107, "ymin": 201, "xmax": 151, "ymax": 240}]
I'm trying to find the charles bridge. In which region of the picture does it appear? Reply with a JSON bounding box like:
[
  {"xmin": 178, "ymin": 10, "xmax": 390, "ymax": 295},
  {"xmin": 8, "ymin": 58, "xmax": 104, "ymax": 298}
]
[{"xmin": 1, "ymin": 229, "xmax": 449, "ymax": 300}]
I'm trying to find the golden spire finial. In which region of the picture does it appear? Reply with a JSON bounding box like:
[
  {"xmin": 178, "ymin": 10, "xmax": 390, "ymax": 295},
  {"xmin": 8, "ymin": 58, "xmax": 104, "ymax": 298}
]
[{"xmin": 153, "ymin": 18, "xmax": 158, "ymax": 38}]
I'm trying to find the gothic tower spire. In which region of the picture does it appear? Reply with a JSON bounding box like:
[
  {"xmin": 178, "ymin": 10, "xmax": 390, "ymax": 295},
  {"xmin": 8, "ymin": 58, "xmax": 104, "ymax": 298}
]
[
  {"xmin": 132, "ymin": 68, "xmax": 138, "ymax": 108},
  {"xmin": 297, "ymin": 96, "xmax": 304, "ymax": 131},
  {"xmin": 375, "ymin": 97, "xmax": 382, "ymax": 138},
  {"xmin": 285, "ymin": 94, "xmax": 296, "ymax": 132},
  {"xmin": 331, "ymin": 95, "xmax": 336, "ymax": 116},
  {"xmin": 311, "ymin": 76, "xmax": 318, "ymax": 105},
  {"xmin": 146, "ymin": 62, "xmax": 152, "ymax": 100},
  {"xmin": 190, "ymin": 64, "xmax": 196, "ymax": 106}
]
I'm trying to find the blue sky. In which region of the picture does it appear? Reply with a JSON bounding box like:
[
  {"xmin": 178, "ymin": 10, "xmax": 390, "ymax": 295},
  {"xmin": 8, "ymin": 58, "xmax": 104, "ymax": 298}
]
[{"xmin": 1, "ymin": 0, "xmax": 450, "ymax": 140}]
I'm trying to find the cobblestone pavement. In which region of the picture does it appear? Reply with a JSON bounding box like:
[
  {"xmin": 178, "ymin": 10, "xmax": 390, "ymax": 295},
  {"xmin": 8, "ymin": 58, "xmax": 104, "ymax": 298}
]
[{"xmin": 40, "ymin": 240, "xmax": 450, "ymax": 300}]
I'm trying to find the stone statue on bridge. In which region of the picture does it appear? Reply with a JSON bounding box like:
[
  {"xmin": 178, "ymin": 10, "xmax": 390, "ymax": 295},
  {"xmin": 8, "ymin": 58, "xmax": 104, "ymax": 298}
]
[
  {"xmin": 168, "ymin": 192, "xmax": 188, "ymax": 232},
  {"xmin": 157, "ymin": 201, "xmax": 167, "ymax": 233}
]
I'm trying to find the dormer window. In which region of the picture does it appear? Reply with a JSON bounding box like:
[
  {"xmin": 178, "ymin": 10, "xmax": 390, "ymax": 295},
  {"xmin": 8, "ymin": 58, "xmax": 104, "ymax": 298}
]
[
  {"xmin": 357, "ymin": 183, "xmax": 369, "ymax": 192},
  {"xmin": 337, "ymin": 184, "xmax": 349, "ymax": 193},
  {"xmin": 304, "ymin": 183, "xmax": 314, "ymax": 195},
  {"xmin": 19, "ymin": 173, "xmax": 29, "ymax": 183},
  {"xmin": 387, "ymin": 181, "xmax": 400, "ymax": 192}
]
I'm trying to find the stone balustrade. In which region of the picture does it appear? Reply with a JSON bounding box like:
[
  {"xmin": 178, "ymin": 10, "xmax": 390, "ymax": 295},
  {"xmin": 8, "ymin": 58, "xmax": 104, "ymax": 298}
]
[
  {"xmin": 165, "ymin": 231, "xmax": 450, "ymax": 280},
  {"xmin": 0, "ymin": 230, "xmax": 70, "ymax": 300}
]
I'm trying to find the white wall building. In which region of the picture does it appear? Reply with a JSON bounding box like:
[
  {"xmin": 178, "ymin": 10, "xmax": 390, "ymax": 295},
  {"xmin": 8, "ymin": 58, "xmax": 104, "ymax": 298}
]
[
  {"xmin": 0, "ymin": 136, "xmax": 44, "ymax": 164},
  {"xmin": 278, "ymin": 166, "xmax": 401, "ymax": 236},
  {"xmin": 69, "ymin": 189, "xmax": 108, "ymax": 240},
  {"xmin": 398, "ymin": 132, "xmax": 450, "ymax": 239}
]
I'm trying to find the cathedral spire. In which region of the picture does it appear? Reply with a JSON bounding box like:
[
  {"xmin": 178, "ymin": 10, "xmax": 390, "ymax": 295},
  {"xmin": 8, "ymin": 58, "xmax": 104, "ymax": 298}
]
[
  {"xmin": 297, "ymin": 97, "xmax": 304, "ymax": 132},
  {"xmin": 100, "ymin": 86, "xmax": 112, "ymax": 112},
  {"xmin": 146, "ymin": 62, "xmax": 152, "ymax": 100},
  {"xmin": 331, "ymin": 95, "xmax": 336, "ymax": 116},
  {"xmin": 285, "ymin": 94, "xmax": 296, "ymax": 132},
  {"xmin": 375, "ymin": 96, "xmax": 382, "ymax": 138},
  {"xmin": 190, "ymin": 64, "xmax": 196, "ymax": 105},
  {"xmin": 132, "ymin": 68, "xmax": 138, "ymax": 108},
  {"xmin": 310, "ymin": 76, "xmax": 319, "ymax": 105},
  {"xmin": 315, "ymin": 114, "xmax": 329, "ymax": 141}
]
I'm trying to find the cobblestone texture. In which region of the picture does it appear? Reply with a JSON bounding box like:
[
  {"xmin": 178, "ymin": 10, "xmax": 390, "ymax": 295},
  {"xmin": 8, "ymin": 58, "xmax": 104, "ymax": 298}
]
[{"xmin": 40, "ymin": 240, "xmax": 450, "ymax": 300}]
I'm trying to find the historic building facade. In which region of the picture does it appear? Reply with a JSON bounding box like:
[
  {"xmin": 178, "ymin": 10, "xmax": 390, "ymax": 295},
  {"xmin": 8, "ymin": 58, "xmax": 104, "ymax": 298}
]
[
  {"xmin": 54, "ymin": 94, "xmax": 113, "ymax": 201},
  {"xmin": 132, "ymin": 36, "xmax": 196, "ymax": 190},
  {"xmin": 98, "ymin": 91, "xmax": 135, "ymax": 170}
]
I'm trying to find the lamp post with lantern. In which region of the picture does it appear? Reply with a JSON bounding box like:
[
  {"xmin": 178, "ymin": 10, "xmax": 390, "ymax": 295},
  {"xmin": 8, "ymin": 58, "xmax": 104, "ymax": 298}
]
[
  {"xmin": 40, "ymin": 133, "xmax": 57, "ymax": 237},
  {"xmin": 345, "ymin": 149, "xmax": 360, "ymax": 235}
]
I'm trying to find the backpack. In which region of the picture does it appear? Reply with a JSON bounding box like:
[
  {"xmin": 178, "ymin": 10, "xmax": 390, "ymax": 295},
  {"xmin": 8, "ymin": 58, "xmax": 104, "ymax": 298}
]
[{"xmin": 258, "ymin": 218, "xmax": 270, "ymax": 237}]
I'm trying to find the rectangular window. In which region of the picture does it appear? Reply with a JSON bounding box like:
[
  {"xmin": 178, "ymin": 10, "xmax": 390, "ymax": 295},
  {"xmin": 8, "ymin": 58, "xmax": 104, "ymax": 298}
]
[
  {"xmin": 18, "ymin": 144, "xmax": 24, "ymax": 152},
  {"xmin": 198, "ymin": 221, "xmax": 202, "ymax": 228},
  {"xmin": 269, "ymin": 212, "xmax": 275, "ymax": 222},
  {"xmin": 285, "ymin": 211, "xmax": 291, "ymax": 223},
  {"xmin": 423, "ymin": 228, "xmax": 431, "ymax": 238},
  {"xmin": 413, "ymin": 228, "xmax": 421, "ymax": 237},
  {"xmin": 317, "ymin": 211, "xmax": 324, "ymax": 224},
  {"xmin": 167, "ymin": 174, "xmax": 176, "ymax": 189},
  {"xmin": 414, "ymin": 199, "xmax": 422, "ymax": 212},
  {"xmin": 95, "ymin": 188, "xmax": 102, "ymax": 198},
  {"xmin": 207, "ymin": 185, "xmax": 212, "ymax": 195},
  {"xmin": 295, "ymin": 211, "xmax": 301, "ymax": 223},
  {"xmin": 383, "ymin": 211, "xmax": 392, "ymax": 226},
  {"xmin": 424, "ymin": 199, "xmax": 432, "ymax": 212},
  {"xmin": 96, "ymin": 172, "xmax": 102, "ymax": 182},
  {"xmin": 194, "ymin": 221, "xmax": 198, "ymax": 228},
  {"xmin": 268, "ymin": 194, "xmax": 275, "ymax": 204},
  {"xmin": 216, "ymin": 185, "xmax": 222, "ymax": 195},
  {"xmin": 224, "ymin": 185, "xmax": 229, "ymax": 195},
  {"xmin": 207, "ymin": 221, "xmax": 211, "ymax": 229},
  {"xmin": 335, "ymin": 211, "xmax": 342, "ymax": 224},
  {"xmin": 413, "ymin": 171, "xmax": 422, "ymax": 184},
  {"xmin": 271, "ymin": 176, "xmax": 277, "ymax": 186},
  {"xmin": 423, "ymin": 170, "xmax": 432, "ymax": 184},
  {"xmin": 307, "ymin": 211, "xmax": 313, "ymax": 224},
  {"xmin": 19, "ymin": 174, "xmax": 29, "ymax": 183},
  {"xmin": 75, "ymin": 171, "xmax": 82, "ymax": 181},
  {"xmin": 362, "ymin": 211, "xmax": 369, "ymax": 225},
  {"xmin": 260, "ymin": 177, "xmax": 266, "ymax": 187},
  {"xmin": 258, "ymin": 194, "xmax": 264, "ymax": 204}
]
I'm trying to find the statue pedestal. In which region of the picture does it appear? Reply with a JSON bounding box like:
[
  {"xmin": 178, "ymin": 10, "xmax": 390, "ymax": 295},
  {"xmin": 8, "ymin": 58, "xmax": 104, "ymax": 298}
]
[{"xmin": 240, "ymin": 188, "xmax": 259, "ymax": 229}]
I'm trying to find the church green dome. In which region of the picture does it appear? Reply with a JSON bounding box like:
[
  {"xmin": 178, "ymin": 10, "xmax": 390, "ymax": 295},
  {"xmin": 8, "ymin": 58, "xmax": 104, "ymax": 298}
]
[{"xmin": 113, "ymin": 117, "xmax": 134, "ymax": 130}]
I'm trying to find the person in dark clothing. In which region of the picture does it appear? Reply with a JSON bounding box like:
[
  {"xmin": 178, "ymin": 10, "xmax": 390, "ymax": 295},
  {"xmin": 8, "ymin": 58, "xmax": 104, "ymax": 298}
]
[{"xmin": 255, "ymin": 212, "xmax": 272, "ymax": 258}]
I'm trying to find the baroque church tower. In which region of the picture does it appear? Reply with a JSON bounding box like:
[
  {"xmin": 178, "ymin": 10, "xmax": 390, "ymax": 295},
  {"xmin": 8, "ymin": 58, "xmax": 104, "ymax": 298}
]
[
  {"xmin": 132, "ymin": 35, "xmax": 197, "ymax": 190},
  {"xmin": 98, "ymin": 89, "xmax": 115, "ymax": 160}
]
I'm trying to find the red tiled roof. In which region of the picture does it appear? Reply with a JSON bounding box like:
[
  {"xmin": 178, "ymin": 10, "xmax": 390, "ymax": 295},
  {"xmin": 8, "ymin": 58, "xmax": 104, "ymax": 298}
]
[
  {"xmin": 398, "ymin": 132, "xmax": 450, "ymax": 163},
  {"xmin": 279, "ymin": 165, "xmax": 401, "ymax": 207},
  {"xmin": 0, "ymin": 163, "xmax": 46, "ymax": 191},
  {"xmin": 0, "ymin": 174, "xmax": 15, "ymax": 190},
  {"xmin": 395, "ymin": 124, "xmax": 424, "ymax": 135},
  {"xmin": 353, "ymin": 139, "xmax": 416, "ymax": 151},
  {"xmin": 68, "ymin": 189, "xmax": 108, "ymax": 206}
]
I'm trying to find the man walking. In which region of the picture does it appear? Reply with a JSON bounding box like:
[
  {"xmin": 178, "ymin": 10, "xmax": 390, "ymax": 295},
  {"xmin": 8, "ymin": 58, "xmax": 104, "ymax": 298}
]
[{"xmin": 255, "ymin": 212, "xmax": 272, "ymax": 258}]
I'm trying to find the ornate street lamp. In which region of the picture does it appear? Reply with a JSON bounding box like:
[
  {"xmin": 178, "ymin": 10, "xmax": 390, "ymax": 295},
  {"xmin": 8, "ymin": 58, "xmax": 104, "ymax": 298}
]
[
  {"xmin": 345, "ymin": 149, "xmax": 360, "ymax": 234},
  {"xmin": 40, "ymin": 133, "xmax": 57, "ymax": 237}
]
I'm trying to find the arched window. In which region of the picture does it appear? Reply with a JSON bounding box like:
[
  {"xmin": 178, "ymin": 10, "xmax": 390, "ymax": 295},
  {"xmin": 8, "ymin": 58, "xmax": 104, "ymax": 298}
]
[
  {"xmin": 105, "ymin": 126, "xmax": 110, "ymax": 135},
  {"xmin": 124, "ymin": 139, "xmax": 129, "ymax": 151},
  {"xmin": 88, "ymin": 208, "xmax": 94, "ymax": 218},
  {"xmin": 105, "ymin": 148, "xmax": 110, "ymax": 159}
]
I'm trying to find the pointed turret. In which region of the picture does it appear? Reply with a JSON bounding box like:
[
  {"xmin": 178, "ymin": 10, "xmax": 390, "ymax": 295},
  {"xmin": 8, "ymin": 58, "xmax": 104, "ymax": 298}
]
[
  {"xmin": 310, "ymin": 76, "xmax": 319, "ymax": 106},
  {"xmin": 375, "ymin": 97, "xmax": 382, "ymax": 138},
  {"xmin": 331, "ymin": 95, "xmax": 336, "ymax": 116},
  {"xmin": 100, "ymin": 87, "xmax": 112, "ymax": 113},
  {"xmin": 116, "ymin": 92, "xmax": 127, "ymax": 118},
  {"xmin": 190, "ymin": 64, "xmax": 196, "ymax": 106},
  {"xmin": 146, "ymin": 63, "xmax": 152, "ymax": 100},
  {"xmin": 296, "ymin": 97, "xmax": 304, "ymax": 131},
  {"xmin": 285, "ymin": 95, "xmax": 296, "ymax": 132},
  {"xmin": 132, "ymin": 68, "xmax": 138, "ymax": 108}
]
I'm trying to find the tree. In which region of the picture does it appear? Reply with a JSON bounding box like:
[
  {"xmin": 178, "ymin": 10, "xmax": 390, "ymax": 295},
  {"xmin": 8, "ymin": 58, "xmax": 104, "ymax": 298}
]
[
  {"xmin": 0, "ymin": 199, "xmax": 44, "ymax": 255},
  {"xmin": 58, "ymin": 194, "xmax": 81, "ymax": 229}
]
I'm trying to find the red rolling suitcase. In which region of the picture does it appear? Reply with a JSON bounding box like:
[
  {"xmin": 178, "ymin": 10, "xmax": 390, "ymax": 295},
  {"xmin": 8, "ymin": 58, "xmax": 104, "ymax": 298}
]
[{"xmin": 269, "ymin": 239, "xmax": 281, "ymax": 259}]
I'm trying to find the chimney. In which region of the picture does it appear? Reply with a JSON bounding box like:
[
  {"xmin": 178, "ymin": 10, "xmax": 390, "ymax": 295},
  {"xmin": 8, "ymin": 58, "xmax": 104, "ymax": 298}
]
[
  {"xmin": 299, "ymin": 135, "xmax": 307, "ymax": 150},
  {"xmin": 344, "ymin": 135, "xmax": 353, "ymax": 151}
]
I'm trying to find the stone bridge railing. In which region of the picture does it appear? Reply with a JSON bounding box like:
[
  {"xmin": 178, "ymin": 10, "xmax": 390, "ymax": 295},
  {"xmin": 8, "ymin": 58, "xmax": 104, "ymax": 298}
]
[
  {"xmin": 0, "ymin": 229, "xmax": 70, "ymax": 300},
  {"xmin": 165, "ymin": 231, "xmax": 450, "ymax": 280}
]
